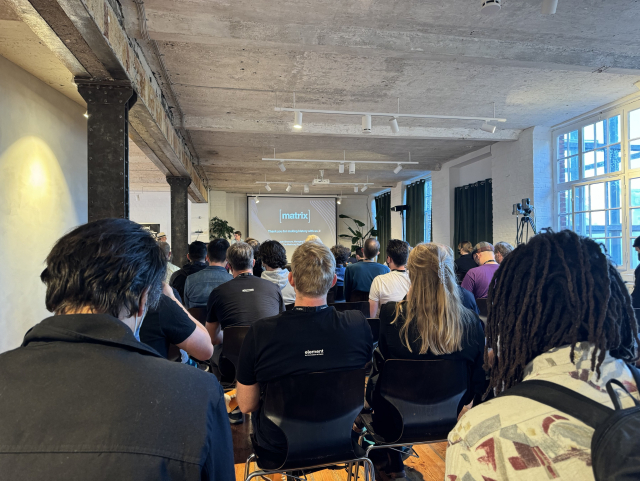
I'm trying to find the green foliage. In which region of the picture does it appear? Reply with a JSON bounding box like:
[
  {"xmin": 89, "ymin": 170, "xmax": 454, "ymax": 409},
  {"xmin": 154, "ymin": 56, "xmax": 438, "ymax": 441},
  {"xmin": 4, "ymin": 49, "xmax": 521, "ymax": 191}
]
[
  {"xmin": 338, "ymin": 214, "xmax": 378, "ymax": 253},
  {"xmin": 209, "ymin": 216, "xmax": 235, "ymax": 240}
]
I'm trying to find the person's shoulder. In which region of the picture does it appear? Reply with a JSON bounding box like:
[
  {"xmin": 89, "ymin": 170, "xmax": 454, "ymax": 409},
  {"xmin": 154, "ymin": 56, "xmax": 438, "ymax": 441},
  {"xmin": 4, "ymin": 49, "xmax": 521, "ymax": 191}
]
[
  {"xmin": 447, "ymin": 397, "xmax": 503, "ymax": 446},
  {"xmin": 150, "ymin": 356, "xmax": 224, "ymax": 399}
]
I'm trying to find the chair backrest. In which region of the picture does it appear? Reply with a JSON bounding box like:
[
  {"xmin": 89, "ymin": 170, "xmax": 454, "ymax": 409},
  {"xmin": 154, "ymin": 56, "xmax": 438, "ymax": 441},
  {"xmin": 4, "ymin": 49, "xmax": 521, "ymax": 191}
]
[
  {"xmin": 475, "ymin": 298, "xmax": 488, "ymax": 317},
  {"xmin": 220, "ymin": 326, "xmax": 251, "ymax": 379},
  {"xmin": 262, "ymin": 369, "xmax": 366, "ymax": 470},
  {"xmin": 327, "ymin": 285, "xmax": 336, "ymax": 304},
  {"xmin": 372, "ymin": 359, "xmax": 468, "ymax": 444},
  {"xmin": 348, "ymin": 290, "xmax": 370, "ymax": 302},
  {"xmin": 187, "ymin": 307, "xmax": 207, "ymax": 326},
  {"xmin": 367, "ymin": 318, "xmax": 380, "ymax": 344},
  {"xmin": 330, "ymin": 301, "xmax": 370, "ymax": 317}
]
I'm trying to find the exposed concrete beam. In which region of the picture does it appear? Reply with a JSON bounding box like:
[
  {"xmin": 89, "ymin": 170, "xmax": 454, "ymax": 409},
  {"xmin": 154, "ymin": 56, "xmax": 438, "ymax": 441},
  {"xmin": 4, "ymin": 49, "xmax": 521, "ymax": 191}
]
[
  {"xmin": 184, "ymin": 117, "xmax": 521, "ymax": 142},
  {"xmin": 8, "ymin": 0, "xmax": 208, "ymax": 203}
]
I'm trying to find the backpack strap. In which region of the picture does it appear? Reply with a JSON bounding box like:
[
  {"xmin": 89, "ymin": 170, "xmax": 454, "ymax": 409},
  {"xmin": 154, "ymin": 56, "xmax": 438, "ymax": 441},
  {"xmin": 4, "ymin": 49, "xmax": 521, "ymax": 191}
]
[
  {"xmin": 626, "ymin": 363, "xmax": 640, "ymax": 391},
  {"xmin": 501, "ymin": 380, "xmax": 612, "ymax": 430}
]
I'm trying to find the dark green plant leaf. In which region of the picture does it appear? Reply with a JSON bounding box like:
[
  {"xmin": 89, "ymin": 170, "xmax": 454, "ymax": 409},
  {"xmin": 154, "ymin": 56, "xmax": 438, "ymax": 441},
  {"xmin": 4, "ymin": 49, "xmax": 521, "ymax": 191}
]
[
  {"xmin": 352, "ymin": 236, "xmax": 360, "ymax": 244},
  {"xmin": 353, "ymin": 219, "xmax": 365, "ymax": 227},
  {"xmin": 339, "ymin": 214, "xmax": 352, "ymax": 219},
  {"xmin": 339, "ymin": 234, "xmax": 352, "ymax": 238},
  {"xmin": 347, "ymin": 226, "xmax": 358, "ymax": 236}
]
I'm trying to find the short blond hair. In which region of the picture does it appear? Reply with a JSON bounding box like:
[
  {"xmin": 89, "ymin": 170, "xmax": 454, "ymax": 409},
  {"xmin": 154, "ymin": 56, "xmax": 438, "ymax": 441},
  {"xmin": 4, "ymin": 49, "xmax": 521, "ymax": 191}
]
[
  {"xmin": 305, "ymin": 234, "xmax": 322, "ymax": 244},
  {"xmin": 291, "ymin": 242, "xmax": 335, "ymax": 297}
]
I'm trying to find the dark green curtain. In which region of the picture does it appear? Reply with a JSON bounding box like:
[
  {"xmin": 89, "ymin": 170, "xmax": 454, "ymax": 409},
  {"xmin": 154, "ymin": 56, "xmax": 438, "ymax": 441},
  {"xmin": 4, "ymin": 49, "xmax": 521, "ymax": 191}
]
[
  {"xmin": 453, "ymin": 178, "xmax": 493, "ymax": 258},
  {"xmin": 375, "ymin": 192, "xmax": 391, "ymax": 264},
  {"xmin": 406, "ymin": 179, "xmax": 425, "ymax": 247}
]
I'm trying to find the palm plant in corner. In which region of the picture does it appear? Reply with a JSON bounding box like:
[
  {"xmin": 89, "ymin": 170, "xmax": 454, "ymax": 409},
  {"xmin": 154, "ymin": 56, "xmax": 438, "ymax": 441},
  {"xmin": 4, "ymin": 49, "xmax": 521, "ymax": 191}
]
[{"xmin": 338, "ymin": 214, "xmax": 378, "ymax": 253}]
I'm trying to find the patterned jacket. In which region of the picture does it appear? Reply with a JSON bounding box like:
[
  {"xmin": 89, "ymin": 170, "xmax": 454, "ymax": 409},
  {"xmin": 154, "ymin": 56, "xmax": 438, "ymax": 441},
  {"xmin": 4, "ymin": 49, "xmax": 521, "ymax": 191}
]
[{"xmin": 445, "ymin": 342, "xmax": 639, "ymax": 481}]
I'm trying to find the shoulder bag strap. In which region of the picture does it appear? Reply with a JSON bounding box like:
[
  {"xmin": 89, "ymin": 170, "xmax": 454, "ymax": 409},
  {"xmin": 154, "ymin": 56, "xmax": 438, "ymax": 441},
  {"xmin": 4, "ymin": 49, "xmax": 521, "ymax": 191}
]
[{"xmin": 501, "ymin": 380, "xmax": 612, "ymax": 429}]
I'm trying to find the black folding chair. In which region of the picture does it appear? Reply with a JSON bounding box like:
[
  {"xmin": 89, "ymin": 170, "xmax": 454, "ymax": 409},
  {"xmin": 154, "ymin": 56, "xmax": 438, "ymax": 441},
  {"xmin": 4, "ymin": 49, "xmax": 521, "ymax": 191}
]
[
  {"xmin": 475, "ymin": 298, "xmax": 488, "ymax": 318},
  {"xmin": 348, "ymin": 290, "xmax": 370, "ymax": 302},
  {"xmin": 219, "ymin": 326, "xmax": 250, "ymax": 388},
  {"xmin": 361, "ymin": 359, "xmax": 468, "ymax": 458},
  {"xmin": 245, "ymin": 369, "xmax": 374, "ymax": 481},
  {"xmin": 330, "ymin": 302, "xmax": 370, "ymax": 317},
  {"xmin": 187, "ymin": 307, "xmax": 207, "ymax": 326}
]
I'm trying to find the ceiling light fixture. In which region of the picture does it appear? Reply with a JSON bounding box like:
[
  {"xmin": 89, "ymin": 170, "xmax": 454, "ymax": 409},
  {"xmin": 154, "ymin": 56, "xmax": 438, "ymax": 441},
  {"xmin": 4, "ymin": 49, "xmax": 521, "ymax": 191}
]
[
  {"xmin": 304, "ymin": 184, "xmax": 309, "ymax": 193},
  {"xmin": 262, "ymin": 157, "xmax": 419, "ymax": 167},
  {"xmin": 339, "ymin": 163, "xmax": 345, "ymax": 173},
  {"xmin": 265, "ymin": 184, "xmax": 271, "ymax": 192},
  {"xmin": 361, "ymin": 185, "xmax": 368, "ymax": 192},
  {"xmin": 394, "ymin": 164, "xmax": 403, "ymax": 174},
  {"xmin": 481, "ymin": 0, "xmax": 501, "ymax": 14},
  {"xmin": 541, "ymin": 0, "xmax": 558, "ymax": 14},
  {"xmin": 293, "ymin": 110, "xmax": 303, "ymax": 129},
  {"xmin": 354, "ymin": 186, "xmax": 359, "ymax": 193},
  {"xmin": 278, "ymin": 162, "xmax": 286, "ymax": 172},
  {"xmin": 389, "ymin": 117, "xmax": 399, "ymax": 134},
  {"xmin": 362, "ymin": 115, "xmax": 372, "ymax": 133},
  {"xmin": 349, "ymin": 162, "xmax": 356, "ymax": 175},
  {"xmin": 481, "ymin": 122, "xmax": 496, "ymax": 133},
  {"xmin": 286, "ymin": 183, "xmax": 292, "ymax": 192}
]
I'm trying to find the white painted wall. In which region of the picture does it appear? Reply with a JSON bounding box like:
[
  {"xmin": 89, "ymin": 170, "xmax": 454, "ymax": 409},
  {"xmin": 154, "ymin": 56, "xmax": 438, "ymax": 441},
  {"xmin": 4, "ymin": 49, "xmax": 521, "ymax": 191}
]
[
  {"xmin": 130, "ymin": 191, "xmax": 172, "ymax": 243},
  {"xmin": 0, "ymin": 56, "xmax": 88, "ymax": 353},
  {"xmin": 209, "ymin": 190, "xmax": 248, "ymax": 239}
]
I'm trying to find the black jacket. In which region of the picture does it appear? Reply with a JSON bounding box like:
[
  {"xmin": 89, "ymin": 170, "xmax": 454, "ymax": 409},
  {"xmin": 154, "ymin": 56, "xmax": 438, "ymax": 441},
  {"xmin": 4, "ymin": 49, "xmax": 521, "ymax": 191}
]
[
  {"xmin": 633, "ymin": 264, "xmax": 640, "ymax": 309},
  {"xmin": 0, "ymin": 314, "xmax": 234, "ymax": 481},
  {"xmin": 170, "ymin": 261, "xmax": 208, "ymax": 299},
  {"xmin": 455, "ymin": 253, "xmax": 478, "ymax": 284}
]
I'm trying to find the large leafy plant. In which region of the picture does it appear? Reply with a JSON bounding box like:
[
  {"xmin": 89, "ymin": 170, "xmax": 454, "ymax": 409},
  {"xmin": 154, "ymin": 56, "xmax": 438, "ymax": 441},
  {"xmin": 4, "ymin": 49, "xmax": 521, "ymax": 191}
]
[
  {"xmin": 209, "ymin": 216, "xmax": 235, "ymax": 240},
  {"xmin": 339, "ymin": 214, "xmax": 378, "ymax": 253}
]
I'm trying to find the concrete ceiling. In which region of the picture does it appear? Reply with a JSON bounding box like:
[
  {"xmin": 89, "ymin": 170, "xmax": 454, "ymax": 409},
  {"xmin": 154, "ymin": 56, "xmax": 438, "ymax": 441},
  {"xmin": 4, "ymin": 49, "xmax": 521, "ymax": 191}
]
[{"xmin": 125, "ymin": 0, "xmax": 640, "ymax": 195}]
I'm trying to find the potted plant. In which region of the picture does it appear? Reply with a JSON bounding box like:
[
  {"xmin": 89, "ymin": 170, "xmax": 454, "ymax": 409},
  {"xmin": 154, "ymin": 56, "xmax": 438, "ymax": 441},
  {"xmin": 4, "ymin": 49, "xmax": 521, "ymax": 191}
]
[
  {"xmin": 209, "ymin": 216, "xmax": 235, "ymax": 240},
  {"xmin": 338, "ymin": 214, "xmax": 378, "ymax": 253}
]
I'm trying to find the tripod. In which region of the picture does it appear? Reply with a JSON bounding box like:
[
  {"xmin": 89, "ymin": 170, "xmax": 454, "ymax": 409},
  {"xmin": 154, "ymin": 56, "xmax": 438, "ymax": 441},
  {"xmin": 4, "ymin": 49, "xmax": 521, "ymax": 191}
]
[{"xmin": 515, "ymin": 215, "xmax": 537, "ymax": 245}]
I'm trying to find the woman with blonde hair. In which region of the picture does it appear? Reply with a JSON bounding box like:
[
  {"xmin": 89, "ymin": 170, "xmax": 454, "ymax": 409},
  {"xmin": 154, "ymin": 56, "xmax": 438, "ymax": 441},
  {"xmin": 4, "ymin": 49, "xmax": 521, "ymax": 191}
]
[{"xmin": 364, "ymin": 243, "xmax": 486, "ymax": 480}]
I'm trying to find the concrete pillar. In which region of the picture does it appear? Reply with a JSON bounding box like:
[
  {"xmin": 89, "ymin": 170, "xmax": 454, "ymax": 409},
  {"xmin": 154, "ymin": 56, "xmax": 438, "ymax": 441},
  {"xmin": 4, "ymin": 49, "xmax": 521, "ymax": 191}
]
[
  {"xmin": 167, "ymin": 177, "xmax": 191, "ymax": 267},
  {"xmin": 77, "ymin": 79, "xmax": 136, "ymax": 221}
]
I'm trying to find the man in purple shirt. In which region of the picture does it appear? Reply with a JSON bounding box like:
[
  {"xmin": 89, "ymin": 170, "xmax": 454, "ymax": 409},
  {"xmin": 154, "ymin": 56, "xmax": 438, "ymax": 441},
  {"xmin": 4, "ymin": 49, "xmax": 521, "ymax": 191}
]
[{"xmin": 461, "ymin": 242, "xmax": 500, "ymax": 299}]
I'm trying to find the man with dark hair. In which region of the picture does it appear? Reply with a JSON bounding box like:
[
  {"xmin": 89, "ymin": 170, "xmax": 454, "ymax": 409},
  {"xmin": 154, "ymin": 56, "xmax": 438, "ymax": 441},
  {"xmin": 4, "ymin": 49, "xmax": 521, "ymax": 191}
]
[
  {"xmin": 237, "ymin": 241, "xmax": 372, "ymax": 462},
  {"xmin": 344, "ymin": 238, "xmax": 390, "ymax": 302},
  {"xmin": 259, "ymin": 240, "xmax": 295, "ymax": 305},
  {"xmin": 184, "ymin": 239, "xmax": 233, "ymax": 308},
  {"xmin": 347, "ymin": 246, "xmax": 364, "ymax": 264},
  {"xmin": 454, "ymin": 240, "xmax": 476, "ymax": 284},
  {"xmin": 170, "ymin": 240, "xmax": 208, "ymax": 299},
  {"xmin": 446, "ymin": 230, "xmax": 640, "ymax": 480},
  {"xmin": 0, "ymin": 219, "xmax": 233, "ymax": 480},
  {"xmin": 369, "ymin": 239, "xmax": 411, "ymax": 317},
  {"xmin": 461, "ymin": 241, "xmax": 500, "ymax": 299},
  {"xmin": 331, "ymin": 244, "xmax": 351, "ymax": 294},
  {"xmin": 233, "ymin": 230, "xmax": 242, "ymax": 243}
]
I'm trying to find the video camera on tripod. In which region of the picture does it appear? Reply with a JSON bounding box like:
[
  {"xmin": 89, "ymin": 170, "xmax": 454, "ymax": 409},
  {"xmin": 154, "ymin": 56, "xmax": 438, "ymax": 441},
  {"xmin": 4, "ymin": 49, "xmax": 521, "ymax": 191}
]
[{"xmin": 512, "ymin": 198, "xmax": 537, "ymax": 245}]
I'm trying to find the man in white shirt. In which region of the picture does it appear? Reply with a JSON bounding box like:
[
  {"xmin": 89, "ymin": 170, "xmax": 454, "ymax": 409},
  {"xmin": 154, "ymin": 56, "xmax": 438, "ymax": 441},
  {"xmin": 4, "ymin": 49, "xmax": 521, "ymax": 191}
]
[{"xmin": 369, "ymin": 239, "xmax": 411, "ymax": 317}]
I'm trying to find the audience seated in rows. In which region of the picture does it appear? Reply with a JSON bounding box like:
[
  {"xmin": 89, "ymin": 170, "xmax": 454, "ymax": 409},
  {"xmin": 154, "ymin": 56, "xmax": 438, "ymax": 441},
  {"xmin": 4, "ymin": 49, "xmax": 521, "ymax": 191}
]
[
  {"xmin": 0, "ymin": 219, "xmax": 233, "ymax": 480},
  {"xmin": 141, "ymin": 283, "xmax": 213, "ymax": 362},
  {"xmin": 494, "ymin": 240, "xmax": 514, "ymax": 264},
  {"xmin": 158, "ymin": 241, "xmax": 180, "ymax": 283},
  {"xmin": 344, "ymin": 238, "xmax": 390, "ymax": 302},
  {"xmin": 245, "ymin": 237, "xmax": 264, "ymax": 277},
  {"xmin": 236, "ymin": 241, "xmax": 373, "ymax": 463},
  {"xmin": 369, "ymin": 239, "xmax": 411, "ymax": 317},
  {"xmin": 454, "ymin": 240, "xmax": 476, "ymax": 284},
  {"xmin": 461, "ymin": 241, "xmax": 499, "ymax": 299},
  {"xmin": 446, "ymin": 230, "xmax": 640, "ymax": 480},
  {"xmin": 170, "ymin": 240, "xmax": 208, "ymax": 299},
  {"xmin": 365, "ymin": 243, "xmax": 486, "ymax": 480},
  {"xmin": 184, "ymin": 239, "xmax": 233, "ymax": 308},
  {"xmin": 331, "ymin": 244, "xmax": 350, "ymax": 301},
  {"xmin": 259, "ymin": 240, "xmax": 296, "ymax": 305}
]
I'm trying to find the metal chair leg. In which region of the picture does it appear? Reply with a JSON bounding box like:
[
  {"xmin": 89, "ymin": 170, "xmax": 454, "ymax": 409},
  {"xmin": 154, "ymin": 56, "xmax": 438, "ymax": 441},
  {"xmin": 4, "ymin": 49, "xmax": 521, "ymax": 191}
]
[{"xmin": 245, "ymin": 453, "xmax": 256, "ymax": 481}]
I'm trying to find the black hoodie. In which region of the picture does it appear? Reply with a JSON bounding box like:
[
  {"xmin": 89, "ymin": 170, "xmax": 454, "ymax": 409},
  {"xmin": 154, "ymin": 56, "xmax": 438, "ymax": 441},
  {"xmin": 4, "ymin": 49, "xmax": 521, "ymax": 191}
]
[{"xmin": 170, "ymin": 261, "xmax": 207, "ymax": 299}]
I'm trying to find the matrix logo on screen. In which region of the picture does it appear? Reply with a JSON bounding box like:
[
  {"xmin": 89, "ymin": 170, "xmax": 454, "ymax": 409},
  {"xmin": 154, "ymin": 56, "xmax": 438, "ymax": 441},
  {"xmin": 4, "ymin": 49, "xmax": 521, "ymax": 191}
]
[{"xmin": 280, "ymin": 209, "xmax": 311, "ymax": 223}]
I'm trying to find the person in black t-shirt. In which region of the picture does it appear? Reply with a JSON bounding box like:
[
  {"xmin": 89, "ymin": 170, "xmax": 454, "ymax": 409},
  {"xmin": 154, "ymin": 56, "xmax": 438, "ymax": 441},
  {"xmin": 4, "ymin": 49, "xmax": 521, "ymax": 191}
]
[
  {"xmin": 364, "ymin": 243, "xmax": 485, "ymax": 480},
  {"xmin": 170, "ymin": 241, "xmax": 208, "ymax": 299},
  {"xmin": 140, "ymin": 284, "xmax": 213, "ymax": 361},
  {"xmin": 454, "ymin": 240, "xmax": 477, "ymax": 284},
  {"xmin": 236, "ymin": 241, "xmax": 373, "ymax": 460}
]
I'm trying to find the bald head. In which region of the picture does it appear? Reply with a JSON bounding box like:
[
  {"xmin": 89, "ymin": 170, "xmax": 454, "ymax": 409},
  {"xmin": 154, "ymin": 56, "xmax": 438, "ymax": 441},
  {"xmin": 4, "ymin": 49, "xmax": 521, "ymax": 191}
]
[{"xmin": 363, "ymin": 238, "xmax": 380, "ymax": 260}]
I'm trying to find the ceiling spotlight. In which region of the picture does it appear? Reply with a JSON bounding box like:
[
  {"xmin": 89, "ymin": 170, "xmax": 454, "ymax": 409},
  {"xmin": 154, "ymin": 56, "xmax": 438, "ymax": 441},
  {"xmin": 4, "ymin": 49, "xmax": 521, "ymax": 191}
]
[
  {"xmin": 265, "ymin": 184, "xmax": 271, "ymax": 192},
  {"xmin": 349, "ymin": 162, "xmax": 356, "ymax": 174},
  {"xmin": 354, "ymin": 186, "xmax": 359, "ymax": 193},
  {"xmin": 389, "ymin": 117, "xmax": 399, "ymax": 134},
  {"xmin": 83, "ymin": 111, "xmax": 89, "ymax": 119},
  {"xmin": 481, "ymin": 0, "xmax": 501, "ymax": 14},
  {"xmin": 361, "ymin": 185, "xmax": 368, "ymax": 192},
  {"xmin": 304, "ymin": 184, "xmax": 309, "ymax": 193},
  {"xmin": 293, "ymin": 110, "xmax": 303, "ymax": 129},
  {"xmin": 362, "ymin": 114, "xmax": 372, "ymax": 133},
  {"xmin": 339, "ymin": 163, "xmax": 344, "ymax": 173},
  {"xmin": 394, "ymin": 164, "xmax": 403, "ymax": 174},
  {"xmin": 278, "ymin": 162, "xmax": 286, "ymax": 172},
  {"xmin": 481, "ymin": 122, "xmax": 497, "ymax": 133},
  {"xmin": 255, "ymin": 196, "xmax": 260, "ymax": 204},
  {"xmin": 286, "ymin": 183, "xmax": 292, "ymax": 192},
  {"xmin": 337, "ymin": 196, "xmax": 342, "ymax": 205},
  {"xmin": 541, "ymin": 0, "xmax": 558, "ymax": 14}
]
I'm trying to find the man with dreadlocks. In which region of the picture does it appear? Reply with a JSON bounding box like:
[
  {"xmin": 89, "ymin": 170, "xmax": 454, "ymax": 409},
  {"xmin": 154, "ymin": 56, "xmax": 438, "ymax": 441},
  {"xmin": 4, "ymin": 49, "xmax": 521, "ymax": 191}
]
[{"xmin": 445, "ymin": 230, "xmax": 640, "ymax": 481}]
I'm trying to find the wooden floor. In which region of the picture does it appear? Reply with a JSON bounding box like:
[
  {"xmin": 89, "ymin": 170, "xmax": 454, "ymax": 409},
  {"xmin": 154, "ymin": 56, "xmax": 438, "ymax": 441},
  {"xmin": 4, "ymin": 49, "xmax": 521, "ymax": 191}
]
[{"xmin": 231, "ymin": 414, "xmax": 447, "ymax": 481}]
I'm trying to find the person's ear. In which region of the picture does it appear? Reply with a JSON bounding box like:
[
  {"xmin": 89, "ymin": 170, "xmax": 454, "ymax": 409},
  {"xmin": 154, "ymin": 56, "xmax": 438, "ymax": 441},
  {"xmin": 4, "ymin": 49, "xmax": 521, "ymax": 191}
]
[
  {"xmin": 386, "ymin": 256, "xmax": 391, "ymax": 265},
  {"xmin": 186, "ymin": 254, "xmax": 191, "ymax": 262},
  {"xmin": 205, "ymin": 255, "xmax": 210, "ymax": 263},
  {"xmin": 331, "ymin": 274, "xmax": 337, "ymax": 288},
  {"xmin": 252, "ymin": 259, "xmax": 256, "ymax": 267},
  {"xmin": 137, "ymin": 287, "xmax": 150, "ymax": 318},
  {"xmin": 288, "ymin": 271, "xmax": 296, "ymax": 288}
]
